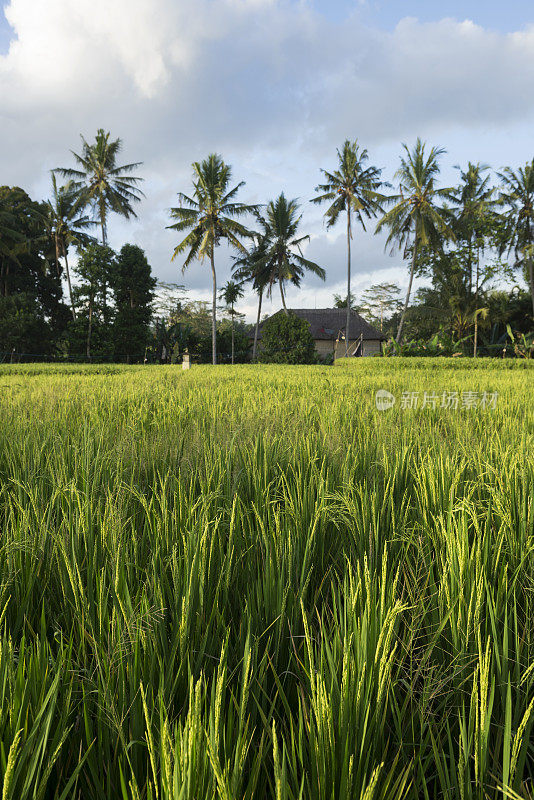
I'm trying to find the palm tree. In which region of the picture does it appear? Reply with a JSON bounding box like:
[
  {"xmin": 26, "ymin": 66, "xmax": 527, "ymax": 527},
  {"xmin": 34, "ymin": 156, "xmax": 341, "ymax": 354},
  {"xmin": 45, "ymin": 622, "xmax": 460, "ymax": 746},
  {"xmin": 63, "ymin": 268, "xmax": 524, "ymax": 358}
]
[
  {"xmin": 44, "ymin": 174, "xmax": 95, "ymax": 320},
  {"xmin": 497, "ymin": 160, "xmax": 534, "ymax": 318},
  {"xmin": 219, "ymin": 280, "xmax": 244, "ymax": 364},
  {"xmin": 167, "ymin": 154, "xmax": 258, "ymax": 365},
  {"xmin": 251, "ymin": 194, "xmax": 326, "ymax": 314},
  {"xmin": 376, "ymin": 138, "xmax": 454, "ymax": 342},
  {"xmin": 445, "ymin": 163, "xmax": 495, "ymax": 294},
  {"xmin": 233, "ymin": 234, "xmax": 271, "ymax": 360},
  {"xmin": 445, "ymin": 163, "xmax": 496, "ymax": 356},
  {"xmin": 312, "ymin": 140, "xmax": 384, "ymax": 353},
  {"xmin": 55, "ymin": 129, "xmax": 144, "ymax": 247}
]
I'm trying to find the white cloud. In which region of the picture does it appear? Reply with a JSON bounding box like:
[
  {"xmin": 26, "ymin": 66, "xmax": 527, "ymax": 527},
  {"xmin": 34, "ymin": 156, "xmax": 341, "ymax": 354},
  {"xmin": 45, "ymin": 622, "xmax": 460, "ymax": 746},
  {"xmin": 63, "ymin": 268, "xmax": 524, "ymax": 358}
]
[{"xmin": 1, "ymin": 1, "xmax": 534, "ymax": 319}]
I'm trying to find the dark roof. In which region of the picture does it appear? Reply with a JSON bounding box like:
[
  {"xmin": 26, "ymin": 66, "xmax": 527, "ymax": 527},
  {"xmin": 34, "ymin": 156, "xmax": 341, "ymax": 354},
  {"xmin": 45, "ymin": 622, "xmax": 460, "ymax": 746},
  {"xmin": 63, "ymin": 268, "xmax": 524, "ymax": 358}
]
[{"xmin": 251, "ymin": 308, "xmax": 387, "ymax": 341}]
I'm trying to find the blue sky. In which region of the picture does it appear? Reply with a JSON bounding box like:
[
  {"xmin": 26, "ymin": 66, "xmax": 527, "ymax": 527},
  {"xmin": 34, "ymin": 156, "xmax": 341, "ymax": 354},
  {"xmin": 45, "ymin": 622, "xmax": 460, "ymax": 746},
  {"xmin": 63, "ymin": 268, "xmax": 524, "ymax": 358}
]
[
  {"xmin": 0, "ymin": 8, "xmax": 11, "ymax": 52},
  {"xmin": 315, "ymin": 0, "xmax": 533, "ymax": 31},
  {"xmin": 2, "ymin": 1, "xmax": 531, "ymax": 47},
  {"xmin": 1, "ymin": 0, "xmax": 534, "ymax": 317}
]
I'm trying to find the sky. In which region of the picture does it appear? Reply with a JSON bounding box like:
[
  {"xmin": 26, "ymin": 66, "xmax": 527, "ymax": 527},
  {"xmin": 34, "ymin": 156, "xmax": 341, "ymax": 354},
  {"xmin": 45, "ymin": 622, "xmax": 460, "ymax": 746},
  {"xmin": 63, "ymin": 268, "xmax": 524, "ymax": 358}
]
[{"xmin": 0, "ymin": 0, "xmax": 533, "ymax": 320}]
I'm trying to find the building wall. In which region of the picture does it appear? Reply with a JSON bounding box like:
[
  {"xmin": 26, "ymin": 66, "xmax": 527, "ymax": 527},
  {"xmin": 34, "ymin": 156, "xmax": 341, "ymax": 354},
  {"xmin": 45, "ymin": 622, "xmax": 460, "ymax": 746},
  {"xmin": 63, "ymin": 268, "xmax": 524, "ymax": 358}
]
[
  {"xmin": 251, "ymin": 338, "xmax": 383, "ymax": 358},
  {"xmin": 314, "ymin": 339, "xmax": 337, "ymax": 357},
  {"xmin": 329, "ymin": 339, "xmax": 383, "ymax": 358},
  {"xmin": 362, "ymin": 340, "xmax": 382, "ymax": 357}
]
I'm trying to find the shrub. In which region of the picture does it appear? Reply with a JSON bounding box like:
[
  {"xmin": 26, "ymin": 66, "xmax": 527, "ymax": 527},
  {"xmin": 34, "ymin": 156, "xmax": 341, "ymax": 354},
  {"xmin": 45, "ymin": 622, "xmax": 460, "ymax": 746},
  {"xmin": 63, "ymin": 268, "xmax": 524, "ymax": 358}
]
[{"xmin": 259, "ymin": 311, "xmax": 317, "ymax": 364}]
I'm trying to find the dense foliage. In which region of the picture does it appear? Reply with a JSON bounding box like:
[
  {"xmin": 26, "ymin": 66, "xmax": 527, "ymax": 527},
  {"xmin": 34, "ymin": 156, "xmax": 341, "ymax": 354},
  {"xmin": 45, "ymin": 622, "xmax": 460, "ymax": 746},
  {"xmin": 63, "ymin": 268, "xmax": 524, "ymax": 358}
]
[
  {"xmin": 259, "ymin": 310, "xmax": 317, "ymax": 363},
  {"xmin": 2, "ymin": 132, "xmax": 534, "ymax": 363},
  {"xmin": 0, "ymin": 360, "xmax": 533, "ymax": 797}
]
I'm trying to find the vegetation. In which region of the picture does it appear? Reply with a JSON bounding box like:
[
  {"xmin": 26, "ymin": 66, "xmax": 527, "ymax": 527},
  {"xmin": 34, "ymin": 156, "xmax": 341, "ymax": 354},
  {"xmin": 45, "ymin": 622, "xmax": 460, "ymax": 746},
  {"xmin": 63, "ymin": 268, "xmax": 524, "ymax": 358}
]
[
  {"xmin": 2, "ymin": 130, "xmax": 534, "ymax": 362},
  {"xmin": 43, "ymin": 175, "xmax": 95, "ymax": 320},
  {"xmin": 0, "ymin": 359, "xmax": 533, "ymax": 798},
  {"xmin": 168, "ymin": 154, "xmax": 258, "ymax": 365},
  {"xmin": 55, "ymin": 128, "xmax": 144, "ymax": 247},
  {"xmin": 247, "ymin": 194, "xmax": 326, "ymax": 313},
  {"xmin": 259, "ymin": 309, "xmax": 317, "ymax": 363},
  {"xmin": 357, "ymin": 283, "xmax": 402, "ymax": 332},
  {"xmin": 376, "ymin": 138, "xmax": 455, "ymax": 342},
  {"xmin": 112, "ymin": 244, "xmax": 157, "ymax": 363},
  {"xmin": 219, "ymin": 279, "xmax": 244, "ymax": 365},
  {"xmin": 497, "ymin": 160, "xmax": 534, "ymax": 317},
  {"xmin": 312, "ymin": 140, "xmax": 384, "ymax": 353},
  {"xmin": 233, "ymin": 235, "xmax": 272, "ymax": 361}
]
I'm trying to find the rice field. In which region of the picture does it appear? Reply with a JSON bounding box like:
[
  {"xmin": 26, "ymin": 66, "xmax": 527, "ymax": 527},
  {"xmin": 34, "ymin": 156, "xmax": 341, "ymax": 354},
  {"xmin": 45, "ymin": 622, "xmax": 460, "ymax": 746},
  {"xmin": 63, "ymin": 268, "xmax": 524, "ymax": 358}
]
[{"xmin": 0, "ymin": 358, "xmax": 533, "ymax": 799}]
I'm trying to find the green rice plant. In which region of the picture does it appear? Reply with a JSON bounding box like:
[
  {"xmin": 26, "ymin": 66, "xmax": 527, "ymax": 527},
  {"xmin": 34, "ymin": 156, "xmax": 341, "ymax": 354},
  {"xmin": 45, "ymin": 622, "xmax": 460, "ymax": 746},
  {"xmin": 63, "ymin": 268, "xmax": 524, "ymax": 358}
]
[
  {"xmin": 0, "ymin": 360, "xmax": 532, "ymax": 797},
  {"xmin": 0, "ymin": 630, "xmax": 88, "ymax": 799}
]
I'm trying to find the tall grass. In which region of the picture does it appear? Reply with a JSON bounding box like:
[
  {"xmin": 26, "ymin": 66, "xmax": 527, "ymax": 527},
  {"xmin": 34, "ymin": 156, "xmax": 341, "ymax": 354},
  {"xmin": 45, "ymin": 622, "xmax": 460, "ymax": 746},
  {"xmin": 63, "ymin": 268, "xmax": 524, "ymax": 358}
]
[{"xmin": 0, "ymin": 359, "xmax": 532, "ymax": 798}]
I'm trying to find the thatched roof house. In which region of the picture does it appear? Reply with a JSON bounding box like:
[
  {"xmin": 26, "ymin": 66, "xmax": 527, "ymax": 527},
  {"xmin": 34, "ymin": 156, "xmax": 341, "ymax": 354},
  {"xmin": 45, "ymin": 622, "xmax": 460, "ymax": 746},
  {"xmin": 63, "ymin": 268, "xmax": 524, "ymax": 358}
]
[{"xmin": 252, "ymin": 308, "xmax": 386, "ymax": 358}]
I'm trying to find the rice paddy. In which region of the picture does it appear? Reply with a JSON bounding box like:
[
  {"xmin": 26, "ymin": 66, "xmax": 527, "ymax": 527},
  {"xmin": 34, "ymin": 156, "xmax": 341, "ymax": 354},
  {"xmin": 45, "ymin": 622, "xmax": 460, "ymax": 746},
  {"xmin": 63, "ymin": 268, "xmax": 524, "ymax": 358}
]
[{"xmin": 0, "ymin": 359, "xmax": 533, "ymax": 799}]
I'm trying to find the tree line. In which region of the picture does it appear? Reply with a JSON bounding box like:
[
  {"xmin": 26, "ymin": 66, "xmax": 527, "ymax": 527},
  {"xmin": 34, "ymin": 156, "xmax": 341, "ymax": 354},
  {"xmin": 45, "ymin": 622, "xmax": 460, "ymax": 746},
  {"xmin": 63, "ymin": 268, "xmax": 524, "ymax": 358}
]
[{"xmin": 1, "ymin": 130, "xmax": 533, "ymax": 363}]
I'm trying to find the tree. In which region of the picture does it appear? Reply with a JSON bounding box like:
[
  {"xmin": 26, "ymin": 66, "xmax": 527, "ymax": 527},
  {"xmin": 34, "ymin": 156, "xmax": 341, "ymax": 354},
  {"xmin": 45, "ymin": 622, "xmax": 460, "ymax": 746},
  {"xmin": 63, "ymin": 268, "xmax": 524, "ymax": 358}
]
[
  {"xmin": 44, "ymin": 174, "xmax": 95, "ymax": 320},
  {"xmin": 445, "ymin": 163, "xmax": 495, "ymax": 291},
  {"xmin": 0, "ymin": 194, "xmax": 26, "ymax": 293},
  {"xmin": 497, "ymin": 160, "xmax": 534, "ymax": 319},
  {"xmin": 55, "ymin": 130, "xmax": 143, "ymax": 329},
  {"xmin": 168, "ymin": 154, "xmax": 258, "ymax": 365},
  {"xmin": 259, "ymin": 311, "xmax": 316, "ymax": 364},
  {"xmin": 74, "ymin": 244, "xmax": 116, "ymax": 360},
  {"xmin": 251, "ymin": 194, "xmax": 326, "ymax": 314},
  {"xmin": 358, "ymin": 283, "xmax": 402, "ymax": 331},
  {"xmin": 444, "ymin": 163, "xmax": 497, "ymax": 356},
  {"xmin": 216, "ymin": 318, "xmax": 250, "ymax": 364},
  {"xmin": 376, "ymin": 138, "xmax": 454, "ymax": 343},
  {"xmin": 233, "ymin": 236, "xmax": 271, "ymax": 361},
  {"xmin": 333, "ymin": 292, "xmax": 357, "ymax": 309},
  {"xmin": 0, "ymin": 187, "xmax": 42, "ymax": 299},
  {"xmin": 0, "ymin": 294, "xmax": 52, "ymax": 359},
  {"xmin": 55, "ymin": 129, "xmax": 144, "ymax": 247},
  {"xmin": 0, "ymin": 186, "xmax": 69, "ymax": 353},
  {"xmin": 312, "ymin": 140, "xmax": 384, "ymax": 353},
  {"xmin": 219, "ymin": 279, "xmax": 244, "ymax": 364},
  {"xmin": 111, "ymin": 244, "xmax": 156, "ymax": 362}
]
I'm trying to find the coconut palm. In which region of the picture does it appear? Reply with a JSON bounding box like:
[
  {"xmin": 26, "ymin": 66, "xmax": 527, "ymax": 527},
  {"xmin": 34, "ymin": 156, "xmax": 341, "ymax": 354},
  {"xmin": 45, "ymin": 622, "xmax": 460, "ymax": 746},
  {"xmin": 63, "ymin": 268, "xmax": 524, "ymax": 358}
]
[
  {"xmin": 55, "ymin": 129, "xmax": 144, "ymax": 246},
  {"xmin": 219, "ymin": 279, "xmax": 244, "ymax": 364},
  {"xmin": 233, "ymin": 235, "xmax": 271, "ymax": 360},
  {"xmin": 497, "ymin": 160, "xmax": 534, "ymax": 318},
  {"xmin": 44, "ymin": 174, "xmax": 95, "ymax": 320},
  {"xmin": 167, "ymin": 154, "xmax": 258, "ymax": 365},
  {"xmin": 312, "ymin": 140, "xmax": 384, "ymax": 353},
  {"xmin": 445, "ymin": 163, "xmax": 497, "ymax": 356},
  {"xmin": 445, "ymin": 163, "xmax": 495, "ymax": 294},
  {"xmin": 376, "ymin": 138, "xmax": 454, "ymax": 342},
  {"xmin": 251, "ymin": 194, "xmax": 326, "ymax": 315}
]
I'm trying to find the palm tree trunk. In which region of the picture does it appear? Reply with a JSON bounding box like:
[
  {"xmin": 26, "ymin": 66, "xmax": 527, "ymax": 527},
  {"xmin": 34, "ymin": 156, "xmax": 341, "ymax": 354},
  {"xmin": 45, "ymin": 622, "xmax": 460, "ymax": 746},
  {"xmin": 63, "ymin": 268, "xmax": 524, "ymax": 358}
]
[
  {"xmin": 473, "ymin": 247, "xmax": 480, "ymax": 358},
  {"xmin": 100, "ymin": 208, "xmax": 108, "ymax": 321},
  {"xmin": 54, "ymin": 235, "xmax": 62, "ymax": 278},
  {"xmin": 529, "ymin": 256, "xmax": 534, "ymax": 319},
  {"xmin": 345, "ymin": 208, "xmax": 352, "ymax": 356},
  {"xmin": 87, "ymin": 295, "xmax": 93, "ymax": 361},
  {"xmin": 62, "ymin": 243, "xmax": 76, "ymax": 321},
  {"xmin": 100, "ymin": 204, "xmax": 107, "ymax": 247},
  {"xmin": 467, "ymin": 237, "xmax": 473, "ymax": 296},
  {"xmin": 231, "ymin": 304, "xmax": 235, "ymax": 365},
  {"xmin": 210, "ymin": 249, "xmax": 217, "ymax": 365},
  {"xmin": 397, "ymin": 243, "xmax": 417, "ymax": 344},
  {"xmin": 279, "ymin": 278, "xmax": 288, "ymax": 314},
  {"xmin": 253, "ymin": 289, "xmax": 263, "ymax": 361}
]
